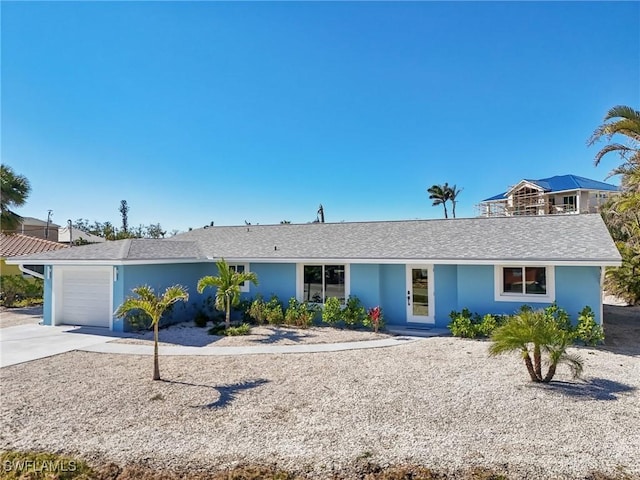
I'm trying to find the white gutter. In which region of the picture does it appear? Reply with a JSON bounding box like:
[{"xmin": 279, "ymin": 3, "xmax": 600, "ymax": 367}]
[{"xmin": 18, "ymin": 264, "xmax": 44, "ymax": 280}]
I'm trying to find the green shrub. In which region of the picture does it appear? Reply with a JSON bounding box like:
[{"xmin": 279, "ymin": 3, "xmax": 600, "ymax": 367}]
[
  {"xmin": 225, "ymin": 323, "xmax": 252, "ymax": 336},
  {"xmin": 284, "ymin": 297, "xmax": 319, "ymax": 328},
  {"xmin": 0, "ymin": 275, "xmax": 44, "ymax": 307},
  {"xmin": 322, "ymin": 296, "xmax": 342, "ymax": 325},
  {"xmin": 265, "ymin": 295, "xmax": 284, "ymax": 325},
  {"xmin": 125, "ymin": 309, "xmax": 153, "ymax": 331},
  {"xmin": 575, "ymin": 306, "xmax": 605, "ymax": 346},
  {"xmin": 543, "ymin": 302, "xmax": 572, "ymax": 331},
  {"xmin": 248, "ymin": 294, "xmax": 268, "ymax": 324},
  {"xmin": 477, "ymin": 313, "xmax": 505, "ymax": 337},
  {"xmin": 343, "ymin": 295, "xmax": 367, "ymax": 328},
  {"xmin": 363, "ymin": 305, "xmax": 384, "ymax": 333},
  {"xmin": 449, "ymin": 308, "xmax": 480, "ymax": 338},
  {"xmin": 236, "ymin": 298, "xmax": 253, "ymax": 322},
  {"xmin": 194, "ymin": 310, "xmax": 209, "ymax": 328}
]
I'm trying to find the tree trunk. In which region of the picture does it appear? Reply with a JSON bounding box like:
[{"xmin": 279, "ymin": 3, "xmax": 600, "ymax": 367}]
[
  {"xmin": 523, "ymin": 351, "xmax": 541, "ymax": 382},
  {"xmin": 153, "ymin": 321, "xmax": 161, "ymax": 381},
  {"xmin": 443, "ymin": 203, "xmax": 449, "ymax": 219},
  {"xmin": 533, "ymin": 343, "xmax": 542, "ymax": 380},
  {"xmin": 543, "ymin": 363, "xmax": 557, "ymax": 383},
  {"xmin": 225, "ymin": 296, "xmax": 231, "ymax": 330}
]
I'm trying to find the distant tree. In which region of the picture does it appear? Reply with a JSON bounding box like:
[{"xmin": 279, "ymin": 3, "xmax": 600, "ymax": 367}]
[
  {"xmin": 280, "ymin": 220, "xmax": 291, "ymax": 224},
  {"xmin": 114, "ymin": 285, "xmax": 189, "ymax": 381},
  {"xmin": 0, "ymin": 165, "xmax": 31, "ymax": 232},
  {"xmin": 119, "ymin": 200, "xmax": 129, "ymax": 234},
  {"xmin": 146, "ymin": 223, "xmax": 166, "ymax": 238},
  {"xmin": 197, "ymin": 258, "xmax": 258, "ymax": 330},
  {"xmin": 428, "ymin": 183, "xmax": 450, "ymax": 219},
  {"xmin": 589, "ymin": 105, "xmax": 640, "ymax": 304},
  {"xmin": 447, "ymin": 184, "xmax": 463, "ymax": 219}
]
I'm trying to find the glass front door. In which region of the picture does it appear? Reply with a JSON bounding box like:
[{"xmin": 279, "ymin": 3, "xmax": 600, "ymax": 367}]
[{"xmin": 406, "ymin": 265, "xmax": 434, "ymax": 324}]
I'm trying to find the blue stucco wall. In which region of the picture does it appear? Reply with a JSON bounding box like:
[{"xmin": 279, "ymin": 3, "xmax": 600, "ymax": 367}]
[
  {"xmin": 350, "ymin": 264, "xmax": 381, "ymax": 308},
  {"xmin": 555, "ymin": 266, "xmax": 602, "ymax": 324},
  {"xmin": 379, "ymin": 264, "xmax": 406, "ymax": 325},
  {"xmin": 116, "ymin": 263, "xmax": 211, "ymax": 331},
  {"xmin": 249, "ymin": 263, "xmax": 296, "ymax": 302},
  {"xmin": 434, "ymin": 264, "xmax": 457, "ymax": 328}
]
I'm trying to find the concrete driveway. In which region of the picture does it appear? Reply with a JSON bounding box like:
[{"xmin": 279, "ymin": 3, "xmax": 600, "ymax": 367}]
[{"xmin": 0, "ymin": 324, "xmax": 116, "ymax": 368}]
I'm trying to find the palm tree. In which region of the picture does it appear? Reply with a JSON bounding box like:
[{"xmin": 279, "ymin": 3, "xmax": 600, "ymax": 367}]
[
  {"xmin": 489, "ymin": 309, "xmax": 583, "ymax": 383},
  {"xmin": 588, "ymin": 105, "xmax": 640, "ymax": 170},
  {"xmin": 446, "ymin": 184, "xmax": 463, "ymax": 219},
  {"xmin": 114, "ymin": 285, "xmax": 189, "ymax": 380},
  {"xmin": 590, "ymin": 105, "xmax": 640, "ymax": 304},
  {"xmin": 0, "ymin": 165, "xmax": 31, "ymax": 232},
  {"xmin": 197, "ymin": 259, "xmax": 258, "ymax": 329},
  {"xmin": 428, "ymin": 183, "xmax": 449, "ymax": 219}
]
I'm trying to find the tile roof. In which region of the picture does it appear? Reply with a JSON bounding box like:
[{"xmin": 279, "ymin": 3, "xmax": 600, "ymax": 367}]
[
  {"xmin": 0, "ymin": 233, "xmax": 68, "ymax": 257},
  {"xmin": 482, "ymin": 174, "xmax": 619, "ymax": 201},
  {"xmin": 6, "ymin": 214, "xmax": 621, "ymax": 264}
]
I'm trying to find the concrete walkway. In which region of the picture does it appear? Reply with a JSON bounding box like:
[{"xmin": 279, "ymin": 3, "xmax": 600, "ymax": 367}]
[
  {"xmin": 80, "ymin": 335, "xmax": 421, "ymax": 356},
  {"xmin": 0, "ymin": 323, "xmax": 429, "ymax": 367}
]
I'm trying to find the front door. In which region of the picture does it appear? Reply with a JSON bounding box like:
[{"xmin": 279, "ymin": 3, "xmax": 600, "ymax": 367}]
[{"xmin": 406, "ymin": 265, "xmax": 434, "ymax": 324}]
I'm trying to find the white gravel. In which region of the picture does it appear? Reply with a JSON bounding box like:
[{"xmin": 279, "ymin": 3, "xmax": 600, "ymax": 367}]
[
  {"xmin": 112, "ymin": 322, "xmax": 392, "ymax": 347},
  {"xmin": 1, "ymin": 336, "xmax": 638, "ymax": 479}
]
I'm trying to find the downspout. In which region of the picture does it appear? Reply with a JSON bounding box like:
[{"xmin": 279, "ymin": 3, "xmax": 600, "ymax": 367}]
[
  {"xmin": 67, "ymin": 219, "xmax": 73, "ymax": 247},
  {"xmin": 600, "ymin": 266, "xmax": 605, "ymax": 326}
]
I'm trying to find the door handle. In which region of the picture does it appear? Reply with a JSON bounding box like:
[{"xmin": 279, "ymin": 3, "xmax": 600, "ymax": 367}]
[{"xmin": 407, "ymin": 291, "xmax": 411, "ymax": 306}]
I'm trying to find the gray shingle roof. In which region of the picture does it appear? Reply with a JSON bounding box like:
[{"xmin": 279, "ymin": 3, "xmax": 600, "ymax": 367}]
[{"xmin": 6, "ymin": 214, "xmax": 621, "ymax": 264}]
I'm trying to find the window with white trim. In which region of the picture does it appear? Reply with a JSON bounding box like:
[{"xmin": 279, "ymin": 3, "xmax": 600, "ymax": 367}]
[
  {"xmin": 298, "ymin": 264, "xmax": 348, "ymax": 304},
  {"xmin": 229, "ymin": 264, "xmax": 250, "ymax": 292},
  {"xmin": 494, "ymin": 265, "xmax": 555, "ymax": 302}
]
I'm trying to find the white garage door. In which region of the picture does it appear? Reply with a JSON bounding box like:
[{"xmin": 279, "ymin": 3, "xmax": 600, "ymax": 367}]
[{"xmin": 59, "ymin": 268, "xmax": 111, "ymax": 328}]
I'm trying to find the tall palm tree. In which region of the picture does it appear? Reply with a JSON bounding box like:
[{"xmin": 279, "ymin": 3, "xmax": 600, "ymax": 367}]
[
  {"xmin": 446, "ymin": 184, "xmax": 463, "ymax": 219},
  {"xmin": 588, "ymin": 105, "xmax": 640, "ymax": 169},
  {"xmin": 428, "ymin": 183, "xmax": 449, "ymax": 219},
  {"xmin": 0, "ymin": 165, "xmax": 31, "ymax": 232},
  {"xmin": 114, "ymin": 285, "xmax": 189, "ymax": 380},
  {"xmin": 489, "ymin": 309, "xmax": 583, "ymax": 383},
  {"xmin": 197, "ymin": 259, "xmax": 258, "ymax": 329}
]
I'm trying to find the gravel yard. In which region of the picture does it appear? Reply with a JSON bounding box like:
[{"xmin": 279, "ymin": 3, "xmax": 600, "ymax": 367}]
[
  {"xmin": 112, "ymin": 322, "xmax": 392, "ymax": 347},
  {"xmin": 1, "ymin": 306, "xmax": 639, "ymax": 480}
]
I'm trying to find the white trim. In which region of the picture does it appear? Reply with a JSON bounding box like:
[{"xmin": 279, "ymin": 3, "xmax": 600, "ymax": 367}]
[
  {"xmin": 406, "ymin": 264, "xmax": 435, "ymax": 324},
  {"xmin": 600, "ymin": 266, "xmax": 605, "ymax": 325},
  {"xmin": 18, "ymin": 265, "xmax": 44, "ymax": 279},
  {"xmin": 296, "ymin": 263, "xmax": 350, "ymax": 304},
  {"xmin": 494, "ymin": 265, "xmax": 556, "ymax": 303},
  {"xmin": 6, "ymin": 257, "xmax": 622, "ymax": 268},
  {"xmin": 506, "ymin": 180, "xmax": 545, "ymax": 195}
]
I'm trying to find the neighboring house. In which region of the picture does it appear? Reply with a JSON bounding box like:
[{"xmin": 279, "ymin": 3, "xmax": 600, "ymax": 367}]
[
  {"xmin": 6, "ymin": 214, "xmax": 621, "ymax": 331},
  {"xmin": 2, "ymin": 216, "xmax": 60, "ymax": 242},
  {"xmin": 58, "ymin": 226, "xmax": 106, "ymax": 245},
  {"xmin": 478, "ymin": 174, "xmax": 619, "ymax": 217},
  {"xmin": 0, "ymin": 233, "xmax": 68, "ymax": 277}
]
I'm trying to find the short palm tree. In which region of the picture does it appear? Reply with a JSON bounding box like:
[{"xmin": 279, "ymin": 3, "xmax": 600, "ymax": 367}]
[
  {"xmin": 1, "ymin": 165, "xmax": 31, "ymax": 232},
  {"xmin": 114, "ymin": 285, "xmax": 189, "ymax": 381},
  {"xmin": 197, "ymin": 259, "xmax": 258, "ymax": 330},
  {"xmin": 489, "ymin": 309, "xmax": 583, "ymax": 383},
  {"xmin": 428, "ymin": 183, "xmax": 450, "ymax": 219}
]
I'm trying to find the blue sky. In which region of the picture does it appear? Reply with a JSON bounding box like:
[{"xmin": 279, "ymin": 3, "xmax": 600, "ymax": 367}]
[{"xmin": 2, "ymin": 1, "xmax": 638, "ymax": 233}]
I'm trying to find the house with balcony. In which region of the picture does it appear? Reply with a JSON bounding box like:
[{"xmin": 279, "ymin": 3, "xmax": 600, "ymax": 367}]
[{"xmin": 477, "ymin": 174, "xmax": 619, "ymax": 217}]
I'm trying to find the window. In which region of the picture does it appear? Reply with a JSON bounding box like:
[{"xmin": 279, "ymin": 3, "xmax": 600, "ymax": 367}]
[
  {"xmin": 298, "ymin": 264, "xmax": 348, "ymax": 304},
  {"xmin": 229, "ymin": 264, "xmax": 250, "ymax": 292},
  {"xmin": 494, "ymin": 266, "xmax": 554, "ymax": 302},
  {"xmin": 562, "ymin": 195, "xmax": 576, "ymax": 212}
]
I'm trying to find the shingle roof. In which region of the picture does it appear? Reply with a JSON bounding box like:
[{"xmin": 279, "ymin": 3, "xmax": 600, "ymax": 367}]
[
  {"xmin": 58, "ymin": 227, "xmax": 106, "ymax": 244},
  {"xmin": 0, "ymin": 233, "xmax": 68, "ymax": 257},
  {"xmin": 482, "ymin": 174, "xmax": 619, "ymax": 201},
  {"xmin": 6, "ymin": 214, "xmax": 619, "ymax": 264}
]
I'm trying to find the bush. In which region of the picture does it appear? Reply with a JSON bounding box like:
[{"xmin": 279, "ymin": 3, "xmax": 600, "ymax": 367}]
[
  {"xmin": 225, "ymin": 323, "xmax": 252, "ymax": 336},
  {"xmin": 343, "ymin": 295, "xmax": 367, "ymax": 328},
  {"xmin": 543, "ymin": 302, "xmax": 572, "ymax": 331},
  {"xmin": 449, "ymin": 309, "xmax": 504, "ymax": 338},
  {"xmin": 0, "ymin": 275, "xmax": 43, "ymax": 307},
  {"xmin": 265, "ymin": 295, "xmax": 284, "ymax": 326},
  {"xmin": 449, "ymin": 308, "xmax": 479, "ymax": 338},
  {"xmin": 363, "ymin": 305, "xmax": 384, "ymax": 333},
  {"xmin": 248, "ymin": 294, "xmax": 268, "ymax": 324},
  {"xmin": 284, "ymin": 298, "xmax": 319, "ymax": 328},
  {"xmin": 575, "ymin": 306, "xmax": 605, "ymax": 346},
  {"xmin": 235, "ymin": 298, "xmax": 253, "ymax": 322},
  {"xmin": 322, "ymin": 296, "xmax": 342, "ymax": 325}
]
